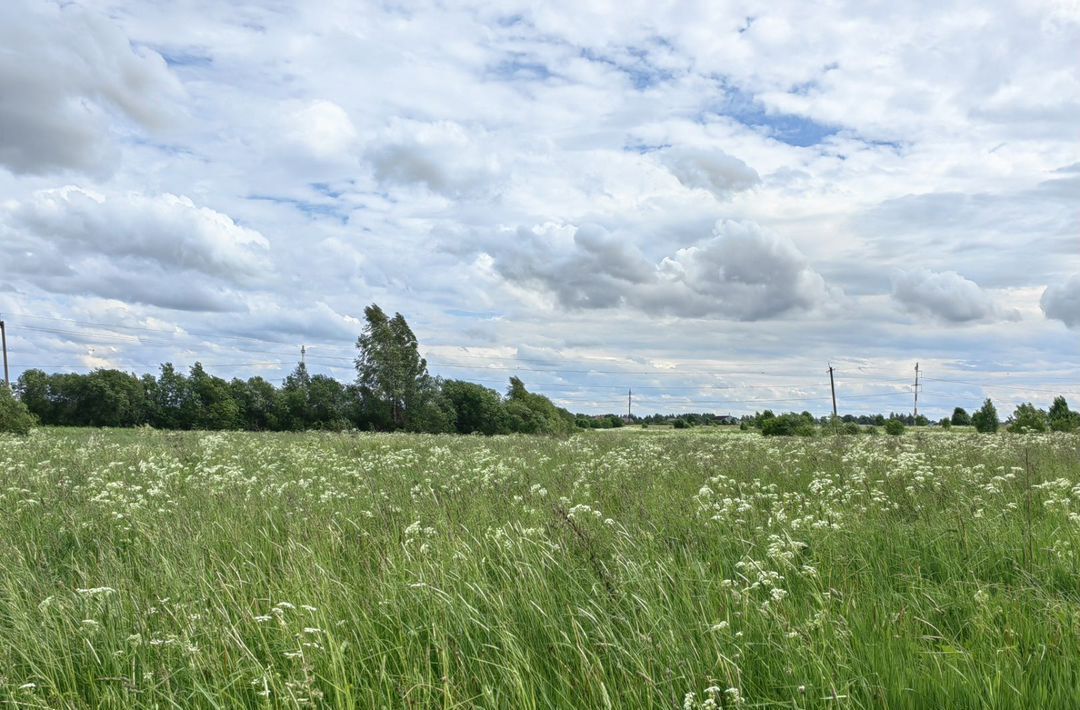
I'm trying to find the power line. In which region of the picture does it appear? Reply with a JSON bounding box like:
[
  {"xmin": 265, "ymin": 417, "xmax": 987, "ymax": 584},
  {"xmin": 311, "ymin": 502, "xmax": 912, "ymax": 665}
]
[
  {"xmin": 923, "ymin": 377, "xmax": 1080, "ymax": 396},
  {"xmin": 4, "ymin": 311, "xmax": 935, "ymax": 379}
]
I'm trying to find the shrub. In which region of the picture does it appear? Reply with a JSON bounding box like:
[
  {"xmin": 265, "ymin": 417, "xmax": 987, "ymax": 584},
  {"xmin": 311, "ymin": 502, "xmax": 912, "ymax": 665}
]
[
  {"xmin": 0, "ymin": 387, "xmax": 36, "ymax": 435},
  {"xmin": 1010, "ymin": 403, "xmax": 1047, "ymax": 433},
  {"xmin": 761, "ymin": 413, "xmax": 816, "ymax": 437},
  {"xmin": 842, "ymin": 421, "xmax": 862, "ymax": 435},
  {"xmin": 672, "ymin": 419, "xmax": 689, "ymax": 429},
  {"xmin": 884, "ymin": 419, "xmax": 905, "ymax": 436},
  {"xmin": 951, "ymin": 407, "xmax": 971, "ymax": 426},
  {"xmin": 972, "ymin": 398, "xmax": 999, "ymax": 434}
]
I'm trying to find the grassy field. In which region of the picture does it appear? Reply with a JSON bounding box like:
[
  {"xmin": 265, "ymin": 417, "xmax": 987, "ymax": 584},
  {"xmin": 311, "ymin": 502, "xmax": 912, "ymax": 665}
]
[{"xmin": 2, "ymin": 428, "xmax": 1080, "ymax": 708}]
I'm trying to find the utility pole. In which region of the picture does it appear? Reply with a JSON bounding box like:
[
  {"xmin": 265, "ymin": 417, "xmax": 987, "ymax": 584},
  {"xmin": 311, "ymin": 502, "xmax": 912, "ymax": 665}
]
[
  {"xmin": 828, "ymin": 364, "xmax": 838, "ymax": 424},
  {"xmin": 627, "ymin": 387, "xmax": 632, "ymax": 420},
  {"xmin": 0, "ymin": 318, "xmax": 9, "ymax": 389},
  {"xmin": 300, "ymin": 345, "xmax": 306, "ymax": 366},
  {"xmin": 913, "ymin": 362, "xmax": 920, "ymax": 420}
]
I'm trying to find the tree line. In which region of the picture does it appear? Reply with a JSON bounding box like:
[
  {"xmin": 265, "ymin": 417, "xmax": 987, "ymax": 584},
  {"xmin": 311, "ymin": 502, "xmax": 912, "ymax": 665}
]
[
  {"xmin": 738, "ymin": 397, "xmax": 1080, "ymax": 437},
  {"xmin": 2, "ymin": 304, "xmax": 576, "ymax": 436},
  {"xmin": 3, "ymin": 303, "xmax": 1080, "ymax": 437}
]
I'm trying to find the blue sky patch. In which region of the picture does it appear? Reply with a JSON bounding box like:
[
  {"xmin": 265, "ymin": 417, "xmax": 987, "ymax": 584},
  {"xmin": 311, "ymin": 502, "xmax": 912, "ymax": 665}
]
[{"xmin": 709, "ymin": 82, "xmax": 838, "ymax": 147}]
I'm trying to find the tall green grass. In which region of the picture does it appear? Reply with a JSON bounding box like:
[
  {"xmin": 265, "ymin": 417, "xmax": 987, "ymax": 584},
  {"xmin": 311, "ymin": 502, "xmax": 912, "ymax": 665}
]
[{"xmin": 1, "ymin": 427, "xmax": 1079, "ymax": 707}]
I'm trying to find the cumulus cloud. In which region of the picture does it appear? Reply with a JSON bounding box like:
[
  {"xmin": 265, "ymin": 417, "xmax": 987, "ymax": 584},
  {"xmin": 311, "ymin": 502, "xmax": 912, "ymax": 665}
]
[
  {"xmin": 8, "ymin": 187, "xmax": 269, "ymax": 281},
  {"xmin": 660, "ymin": 147, "xmax": 760, "ymax": 198},
  {"xmin": 1041, "ymin": 275, "xmax": 1080, "ymax": 327},
  {"xmin": 0, "ymin": 0, "xmax": 180, "ymax": 174},
  {"xmin": 280, "ymin": 100, "xmax": 358, "ymax": 160},
  {"xmin": 236, "ymin": 302, "xmax": 364, "ymax": 342},
  {"xmin": 489, "ymin": 223, "xmax": 653, "ymax": 309},
  {"xmin": 1, "ymin": 187, "xmax": 270, "ymax": 312},
  {"xmin": 891, "ymin": 269, "xmax": 1007, "ymax": 323},
  {"xmin": 35, "ymin": 259, "xmax": 244, "ymax": 313},
  {"xmin": 647, "ymin": 221, "xmax": 830, "ymax": 319},
  {"xmin": 486, "ymin": 220, "xmax": 831, "ymax": 320},
  {"xmin": 367, "ymin": 119, "xmax": 501, "ymax": 197}
]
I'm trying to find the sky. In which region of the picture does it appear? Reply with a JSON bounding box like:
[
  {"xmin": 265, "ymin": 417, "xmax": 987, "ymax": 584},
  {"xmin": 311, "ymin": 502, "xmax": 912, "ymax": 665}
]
[{"xmin": 1, "ymin": 0, "xmax": 1079, "ymax": 418}]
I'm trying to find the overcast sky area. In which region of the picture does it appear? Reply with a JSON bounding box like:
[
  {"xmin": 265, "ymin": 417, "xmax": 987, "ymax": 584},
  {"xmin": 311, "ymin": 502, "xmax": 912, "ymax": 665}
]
[{"xmin": 1, "ymin": 0, "xmax": 1079, "ymax": 417}]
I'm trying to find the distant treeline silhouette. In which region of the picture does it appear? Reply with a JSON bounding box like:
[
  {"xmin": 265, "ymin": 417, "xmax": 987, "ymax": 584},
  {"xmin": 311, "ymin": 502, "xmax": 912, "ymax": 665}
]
[
  {"xmin": 6, "ymin": 303, "xmax": 1079, "ymax": 437},
  {"xmin": 8, "ymin": 304, "xmax": 576, "ymax": 436}
]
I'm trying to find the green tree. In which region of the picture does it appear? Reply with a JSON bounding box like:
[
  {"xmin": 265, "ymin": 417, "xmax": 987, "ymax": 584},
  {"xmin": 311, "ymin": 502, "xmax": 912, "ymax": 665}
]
[
  {"xmin": 189, "ymin": 363, "xmax": 240, "ymax": 430},
  {"xmin": 15, "ymin": 369, "xmax": 53, "ymax": 424},
  {"xmin": 151, "ymin": 363, "xmax": 197, "ymax": 429},
  {"xmin": 75, "ymin": 369, "xmax": 147, "ymax": 427},
  {"xmin": 1048, "ymin": 396, "xmax": 1079, "ymax": 432},
  {"xmin": 951, "ymin": 407, "xmax": 971, "ymax": 426},
  {"xmin": 442, "ymin": 380, "xmax": 508, "ymax": 435},
  {"xmin": 972, "ymin": 398, "xmax": 999, "ymax": 433},
  {"xmin": 0, "ymin": 386, "xmax": 36, "ymax": 435},
  {"xmin": 280, "ymin": 361, "xmax": 313, "ymax": 431},
  {"xmin": 230, "ymin": 377, "xmax": 281, "ymax": 431},
  {"xmin": 355, "ymin": 305, "xmax": 431, "ymax": 431},
  {"xmin": 504, "ymin": 377, "xmax": 575, "ymax": 435},
  {"xmin": 308, "ymin": 374, "xmax": 350, "ymax": 430},
  {"xmin": 408, "ymin": 386, "xmax": 456, "ymax": 433},
  {"xmin": 884, "ymin": 418, "xmax": 905, "ymax": 436},
  {"xmin": 1010, "ymin": 402, "xmax": 1047, "ymax": 433}
]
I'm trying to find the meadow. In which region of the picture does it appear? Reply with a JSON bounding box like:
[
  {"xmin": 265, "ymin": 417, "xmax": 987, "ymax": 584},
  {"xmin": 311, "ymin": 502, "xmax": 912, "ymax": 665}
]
[{"xmin": 2, "ymin": 427, "xmax": 1080, "ymax": 708}]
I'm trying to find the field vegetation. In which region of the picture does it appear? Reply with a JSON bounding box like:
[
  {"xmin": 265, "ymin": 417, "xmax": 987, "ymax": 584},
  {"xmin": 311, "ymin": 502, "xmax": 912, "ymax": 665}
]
[{"xmin": 3, "ymin": 427, "xmax": 1080, "ymax": 707}]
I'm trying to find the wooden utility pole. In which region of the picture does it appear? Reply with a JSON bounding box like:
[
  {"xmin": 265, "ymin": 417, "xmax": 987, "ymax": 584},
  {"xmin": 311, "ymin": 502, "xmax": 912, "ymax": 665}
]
[
  {"xmin": 627, "ymin": 387, "xmax": 632, "ymax": 420},
  {"xmin": 913, "ymin": 362, "xmax": 920, "ymax": 419},
  {"xmin": 828, "ymin": 364, "xmax": 838, "ymax": 423},
  {"xmin": 0, "ymin": 319, "xmax": 8, "ymax": 389}
]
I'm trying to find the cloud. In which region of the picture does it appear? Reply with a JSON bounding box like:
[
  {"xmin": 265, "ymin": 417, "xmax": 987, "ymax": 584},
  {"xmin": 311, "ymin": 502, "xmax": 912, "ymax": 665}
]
[
  {"xmin": 367, "ymin": 119, "xmax": 501, "ymax": 197},
  {"xmin": 7, "ymin": 187, "xmax": 270, "ymax": 281},
  {"xmin": 35, "ymin": 259, "xmax": 245, "ymax": 313},
  {"xmin": 1, "ymin": 0, "xmax": 1079, "ymax": 413},
  {"xmin": 0, "ymin": 0, "xmax": 180, "ymax": 174},
  {"xmin": 2, "ymin": 187, "xmax": 270, "ymax": 312},
  {"xmin": 660, "ymin": 147, "xmax": 760, "ymax": 197},
  {"xmin": 280, "ymin": 100, "xmax": 358, "ymax": 160},
  {"xmin": 1041, "ymin": 275, "xmax": 1080, "ymax": 327},
  {"xmin": 647, "ymin": 221, "xmax": 831, "ymax": 319},
  {"xmin": 486, "ymin": 220, "xmax": 831, "ymax": 320},
  {"xmin": 891, "ymin": 269, "xmax": 1008, "ymax": 323},
  {"xmin": 488, "ymin": 223, "xmax": 653, "ymax": 309}
]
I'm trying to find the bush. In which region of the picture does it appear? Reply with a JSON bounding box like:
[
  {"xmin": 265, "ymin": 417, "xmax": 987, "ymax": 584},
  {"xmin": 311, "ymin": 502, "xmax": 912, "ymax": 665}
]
[
  {"xmin": 842, "ymin": 421, "xmax": 862, "ymax": 435},
  {"xmin": 672, "ymin": 418, "xmax": 690, "ymax": 429},
  {"xmin": 884, "ymin": 419, "xmax": 905, "ymax": 436},
  {"xmin": 761, "ymin": 413, "xmax": 816, "ymax": 437},
  {"xmin": 0, "ymin": 387, "xmax": 36, "ymax": 435},
  {"xmin": 1009, "ymin": 403, "xmax": 1047, "ymax": 433},
  {"xmin": 972, "ymin": 398, "xmax": 999, "ymax": 434}
]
